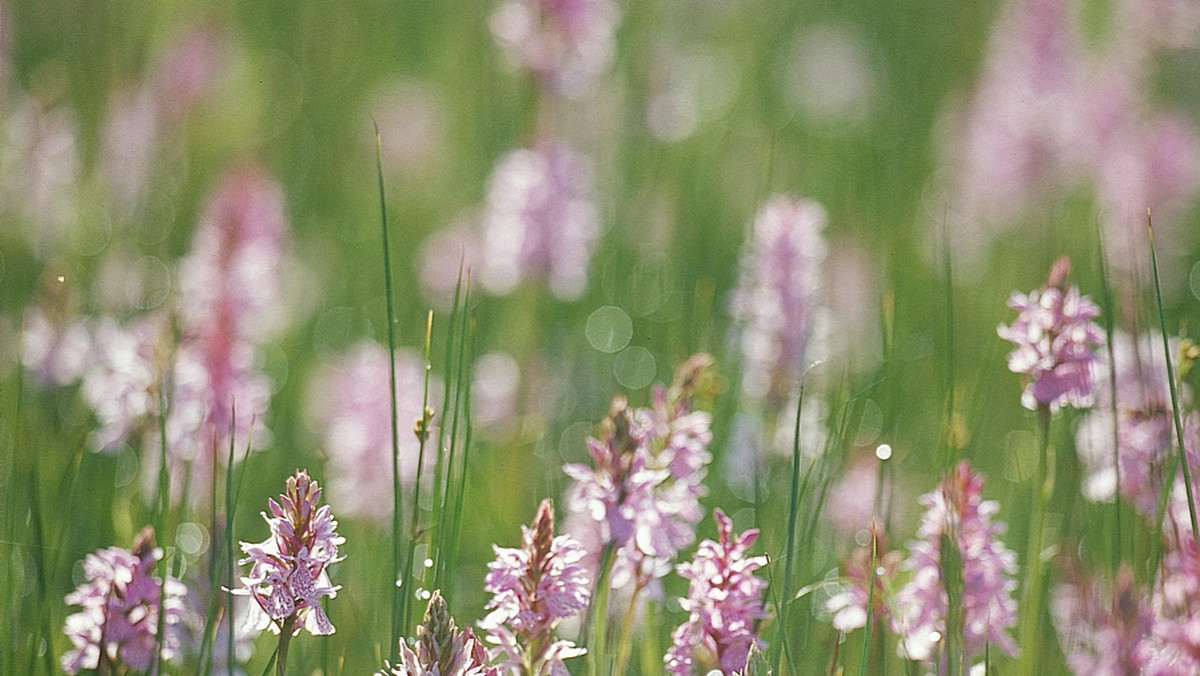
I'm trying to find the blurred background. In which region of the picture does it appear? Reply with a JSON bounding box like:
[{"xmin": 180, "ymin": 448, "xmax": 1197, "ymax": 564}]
[{"xmin": 2, "ymin": 0, "xmax": 1200, "ymax": 673}]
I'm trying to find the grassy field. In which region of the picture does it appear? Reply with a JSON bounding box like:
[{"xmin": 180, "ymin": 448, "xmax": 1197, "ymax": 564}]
[{"xmin": 3, "ymin": 0, "xmax": 1200, "ymax": 674}]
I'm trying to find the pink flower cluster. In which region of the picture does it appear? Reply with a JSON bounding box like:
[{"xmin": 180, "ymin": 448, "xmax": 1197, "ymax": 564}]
[
  {"xmin": 1051, "ymin": 565, "xmax": 1151, "ymax": 675},
  {"xmin": 235, "ymin": 469, "xmax": 345, "ymax": 636},
  {"xmin": 998, "ymin": 257, "xmax": 1105, "ymax": 412},
  {"xmin": 306, "ymin": 342, "xmax": 438, "ymax": 523},
  {"xmin": 1074, "ymin": 330, "xmax": 1178, "ymax": 517},
  {"xmin": 384, "ymin": 591, "xmax": 499, "ymax": 676},
  {"xmin": 730, "ymin": 196, "xmax": 827, "ymax": 408},
  {"xmin": 489, "ymin": 0, "xmax": 619, "ymax": 97},
  {"xmin": 664, "ymin": 508, "xmax": 768, "ymax": 676},
  {"xmin": 479, "ymin": 142, "xmax": 600, "ymax": 301},
  {"xmin": 890, "ymin": 461, "xmax": 1019, "ymax": 662},
  {"xmin": 479, "ymin": 499, "xmax": 590, "ymax": 676},
  {"xmin": 563, "ymin": 355, "xmax": 713, "ymax": 599},
  {"xmin": 61, "ymin": 527, "xmax": 188, "ymax": 674}
]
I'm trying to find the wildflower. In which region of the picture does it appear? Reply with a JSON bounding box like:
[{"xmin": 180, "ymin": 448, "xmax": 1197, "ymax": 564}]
[
  {"xmin": 489, "ymin": 0, "xmax": 618, "ymax": 96},
  {"xmin": 997, "ymin": 256, "xmax": 1105, "ymax": 412},
  {"xmin": 478, "ymin": 142, "xmax": 599, "ymax": 301},
  {"xmin": 1051, "ymin": 565, "xmax": 1150, "ymax": 675},
  {"xmin": 1074, "ymin": 330, "xmax": 1176, "ymax": 517},
  {"xmin": 80, "ymin": 315, "xmax": 162, "ymax": 452},
  {"xmin": 664, "ymin": 508, "xmax": 769, "ymax": 676},
  {"xmin": 729, "ymin": 195, "xmax": 827, "ymax": 408},
  {"xmin": 890, "ymin": 461, "xmax": 1018, "ymax": 662},
  {"xmin": 22, "ymin": 304, "xmax": 91, "ymax": 388},
  {"xmin": 480, "ymin": 499, "xmax": 589, "ymax": 676},
  {"xmin": 234, "ymin": 469, "xmax": 344, "ymax": 637},
  {"xmin": 61, "ymin": 526, "xmax": 188, "ymax": 674},
  {"xmin": 823, "ymin": 522, "xmax": 902, "ymax": 632},
  {"xmin": 564, "ymin": 356, "xmax": 713, "ymax": 601},
  {"xmin": 383, "ymin": 590, "xmax": 499, "ymax": 676},
  {"xmin": 306, "ymin": 342, "xmax": 439, "ymax": 523}
]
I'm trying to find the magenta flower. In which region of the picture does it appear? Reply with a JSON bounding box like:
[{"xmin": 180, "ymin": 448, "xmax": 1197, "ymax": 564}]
[
  {"xmin": 664, "ymin": 508, "xmax": 768, "ymax": 676},
  {"xmin": 385, "ymin": 590, "xmax": 499, "ymax": 676},
  {"xmin": 890, "ymin": 461, "xmax": 1018, "ymax": 662},
  {"xmin": 61, "ymin": 527, "xmax": 188, "ymax": 674},
  {"xmin": 998, "ymin": 257, "xmax": 1105, "ymax": 412},
  {"xmin": 489, "ymin": 0, "xmax": 618, "ymax": 96},
  {"xmin": 480, "ymin": 499, "xmax": 589, "ymax": 676},
  {"xmin": 234, "ymin": 469, "xmax": 344, "ymax": 637},
  {"xmin": 729, "ymin": 196, "xmax": 827, "ymax": 408},
  {"xmin": 306, "ymin": 342, "xmax": 440, "ymax": 523},
  {"xmin": 478, "ymin": 142, "xmax": 599, "ymax": 301}
]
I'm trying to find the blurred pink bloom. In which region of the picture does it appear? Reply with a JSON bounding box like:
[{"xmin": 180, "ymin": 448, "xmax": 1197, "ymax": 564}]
[
  {"xmin": 386, "ymin": 591, "xmax": 500, "ymax": 676},
  {"xmin": 480, "ymin": 499, "xmax": 589, "ymax": 676},
  {"xmin": 730, "ymin": 196, "xmax": 827, "ymax": 408},
  {"xmin": 891, "ymin": 461, "xmax": 1018, "ymax": 662},
  {"xmin": 1052, "ymin": 565, "xmax": 1150, "ymax": 676},
  {"xmin": 824, "ymin": 455, "xmax": 885, "ymax": 536},
  {"xmin": 664, "ymin": 508, "xmax": 768, "ymax": 676},
  {"xmin": 479, "ymin": 143, "xmax": 599, "ymax": 301},
  {"xmin": 418, "ymin": 218, "xmax": 481, "ymax": 308},
  {"xmin": 61, "ymin": 527, "xmax": 188, "ymax": 674},
  {"xmin": 80, "ymin": 315, "xmax": 163, "ymax": 452},
  {"xmin": 178, "ymin": 165, "xmax": 291, "ymax": 345},
  {"xmin": 0, "ymin": 98, "xmax": 82, "ymax": 253},
  {"xmin": 998, "ymin": 257, "xmax": 1105, "ymax": 412},
  {"xmin": 489, "ymin": 0, "xmax": 618, "ymax": 96},
  {"xmin": 21, "ymin": 305, "xmax": 91, "ymax": 387},
  {"xmin": 472, "ymin": 351, "xmax": 521, "ymax": 430},
  {"xmin": 235, "ymin": 469, "xmax": 345, "ymax": 637},
  {"xmin": 151, "ymin": 25, "xmax": 225, "ymax": 118},
  {"xmin": 306, "ymin": 342, "xmax": 438, "ymax": 523},
  {"xmin": 100, "ymin": 85, "xmax": 160, "ymax": 213},
  {"xmin": 1074, "ymin": 331, "xmax": 1177, "ymax": 517},
  {"xmin": 824, "ymin": 525, "xmax": 902, "ymax": 633}
]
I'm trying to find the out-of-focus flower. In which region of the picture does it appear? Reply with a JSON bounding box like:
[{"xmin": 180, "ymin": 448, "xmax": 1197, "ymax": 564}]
[
  {"xmin": 0, "ymin": 97, "xmax": 82, "ymax": 253},
  {"xmin": 489, "ymin": 0, "xmax": 618, "ymax": 97},
  {"xmin": 178, "ymin": 164, "xmax": 291, "ymax": 345},
  {"xmin": 21, "ymin": 305, "xmax": 91, "ymax": 388},
  {"xmin": 823, "ymin": 522, "xmax": 902, "ymax": 633},
  {"xmin": 383, "ymin": 590, "xmax": 499, "ymax": 676},
  {"xmin": 479, "ymin": 143, "xmax": 599, "ymax": 301},
  {"xmin": 564, "ymin": 356, "xmax": 713, "ymax": 603},
  {"xmin": 234, "ymin": 469, "xmax": 344, "ymax": 637},
  {"xmin": 890, "ymin": 461, "xmax": 1018, "ymax": 662},
  {"xmin": 998, "ymin": 256, "xmax": 1105, "ymax": 412},
  {"xmin": 664, "ymin": 508, "xmax": 769, "ymax": 676},
  {"xmin": 1052, "ymin": 565, "xmax": 1150, "ymax": 675},
  {"xmin": 61, "ymin": 526, "xmax": 188, "ymax": 674},
  {"xmin": 480, "ymin": 499, "xmax": 589, "ymax": 676},
  {"xmin": 80, "ymin": 315, "xmax": 163, "ymax": 452},
  {"xmin": 1074, "ymin": 331, "xmax": 1178, "ymax": 517},
  {"xmin": 472, "ymin": 351, "xmax": 521, "ymax": 430},
  {"xmin": 306, "ymin": 342, "xmax": 439, "ymax": 523},
  {"xmin": 418, "ymin": 218, "xmax": 482, "ymax": 308},
  {"xmin": 730, "ymin": 196, "xmax": 827, "ymax": 408}
]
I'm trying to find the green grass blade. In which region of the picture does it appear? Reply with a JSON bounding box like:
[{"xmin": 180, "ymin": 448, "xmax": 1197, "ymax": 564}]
[
  {"xmin": 1149, "ymin": 218, "xmax": 1199, "ymax": 537},
  {"xmin": 374, "ymin": 120, "xmax": 406, "ymax": 648}
]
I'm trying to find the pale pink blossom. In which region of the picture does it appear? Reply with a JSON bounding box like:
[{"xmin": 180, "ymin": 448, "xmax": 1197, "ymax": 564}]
[
  {"xmin": 489, "ymin": 0, "xmax": 618, "ymax": 96},
  {"xmin": 61, "ymin": 527, "xmax": 188, "ymax": 674},
  {"xmin": 383, "ymin": 591, "xmax": 500, "ymax": 676},
  {"xmin": 306, "ymin": 342, "xmax": 439, "ymax": 523},
  {"xmin": 479, "ymin": 143, "xmax": 599, "ymax": 301},
  {"xmin": 730, "ymin": 196, "xmax": 827, "ymax": 407},
  {"xmin": 998, "ymin": 257, "xmax": 1105, "ymax": 412},
  {"xmin": 234, "ymin": 470, "xmax": 344, "ymax": 637},
  {"xmin": 480, "ymin": 499, "xmax": 589, "ymax": 676},
  {"xmin": 891, "ymin": 461, "xmax": 1018, "ymax": 662},
  {"xmin": 664, "ymin": 508, "xmax": 768, "ymax": 676}
]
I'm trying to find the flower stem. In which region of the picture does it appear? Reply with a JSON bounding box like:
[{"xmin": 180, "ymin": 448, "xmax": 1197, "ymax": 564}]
[
  {"xmin": 275, "ymin": 616, "xmax": 297, "ymax": 676},
  {"xmin": 1018, "ymin": 405, "xmax": 1052, "ymax": 675}
]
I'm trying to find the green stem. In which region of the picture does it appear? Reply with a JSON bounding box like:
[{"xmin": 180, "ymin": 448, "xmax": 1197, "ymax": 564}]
[
  {"xmin": 276, "ymin": 616, "xmax": 297, "ymax": 676},
  {"xmin": 1018, "ymin": 406, "xmax": 1052, "ymax": 675}
]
